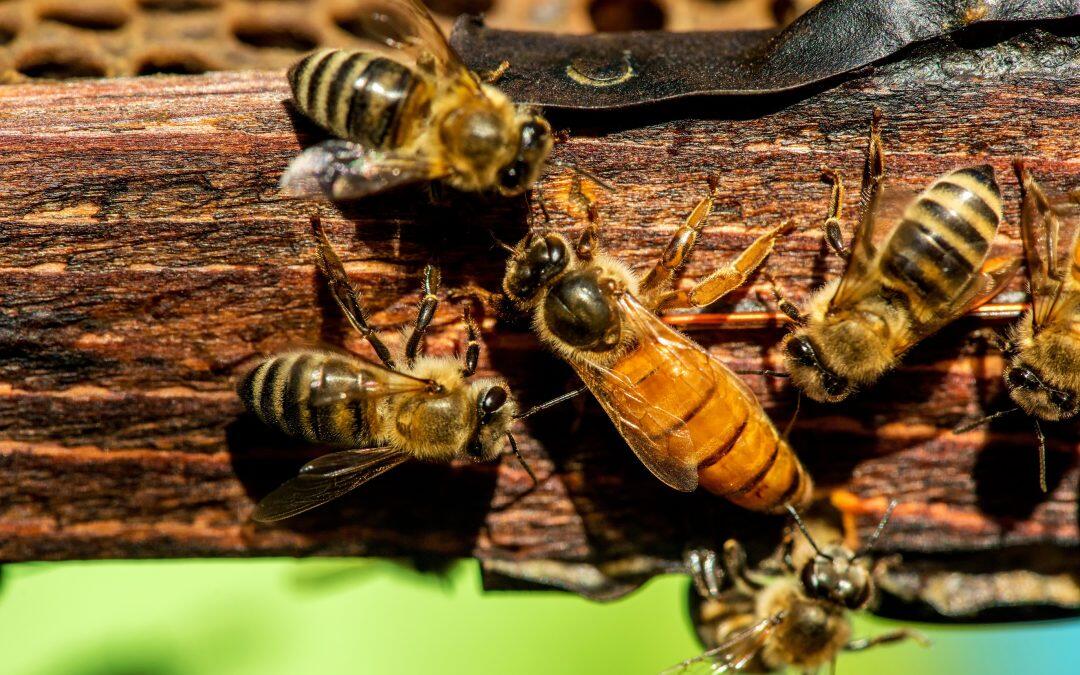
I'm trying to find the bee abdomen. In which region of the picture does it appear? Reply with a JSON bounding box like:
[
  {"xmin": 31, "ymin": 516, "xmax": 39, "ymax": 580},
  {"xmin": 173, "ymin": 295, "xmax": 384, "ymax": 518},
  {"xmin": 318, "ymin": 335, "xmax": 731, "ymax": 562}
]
[
  {"xmin": 238, "ymin": 351, "xmax": 370, "ymax": 447},
  {"xmin": 288, "ymin": 49, "xmax": 430, "ymax": 149},
  {"xmin": 615, "ymin": 348, "xmax": 812, "ymax": 513},
  {"xmin": 881, "ymin": 165, "xmax": 1001, "ymax": 306}
]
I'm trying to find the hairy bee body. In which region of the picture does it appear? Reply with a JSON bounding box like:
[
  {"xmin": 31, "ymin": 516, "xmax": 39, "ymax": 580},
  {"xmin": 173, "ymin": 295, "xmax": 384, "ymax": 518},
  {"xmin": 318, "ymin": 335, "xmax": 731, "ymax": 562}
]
[
  {"xmin": 289, "ymin": 50, "xmax": 433, "ymax": 151},
  {"xmin": 239, "ymin": 350, "xmax": 377, "ymax": 448},
  {"xmin": 787, "ymin": 163, "xmax": 1010, "ymax": 402},
  {"xmin": 238, "ymin": 349, "xmax": 515, "ymax": 463},
  {"xmin": 505, "ymin": 227, "xmax": 811, "ymax": 514},
  {"xmin": 878, "ymin": 166, "xmax": 1001, "ymax": 317}
]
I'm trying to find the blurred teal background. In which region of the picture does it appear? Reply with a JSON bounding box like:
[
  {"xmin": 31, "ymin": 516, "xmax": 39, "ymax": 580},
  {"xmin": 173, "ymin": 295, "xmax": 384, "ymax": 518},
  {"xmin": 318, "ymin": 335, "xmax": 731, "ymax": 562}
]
[{"xmin": 0, "ymin": 558, "xmax": 1077, "ymax": 674}]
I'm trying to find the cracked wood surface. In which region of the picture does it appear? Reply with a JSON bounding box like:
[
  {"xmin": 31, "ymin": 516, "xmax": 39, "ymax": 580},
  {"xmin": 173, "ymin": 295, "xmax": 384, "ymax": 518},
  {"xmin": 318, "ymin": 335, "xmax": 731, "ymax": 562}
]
[{"xmin": 0, "ymin": 40, "xmax": 1077, "ymax": 619}]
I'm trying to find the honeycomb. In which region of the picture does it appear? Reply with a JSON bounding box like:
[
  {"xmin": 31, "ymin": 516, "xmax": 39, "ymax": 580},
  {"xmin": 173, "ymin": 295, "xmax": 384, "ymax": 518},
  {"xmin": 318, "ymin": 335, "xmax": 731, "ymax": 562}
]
[{"xmin": 0, "ymin": 0, "xmax": 818, "ymax": 82}]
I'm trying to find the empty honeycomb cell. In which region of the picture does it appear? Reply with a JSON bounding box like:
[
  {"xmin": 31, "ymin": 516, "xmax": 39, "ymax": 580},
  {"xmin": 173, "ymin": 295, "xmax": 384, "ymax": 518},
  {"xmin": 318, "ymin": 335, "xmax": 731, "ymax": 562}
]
[
  {"xmin": 136, "ymin": 49, "xmax": 213, "ymax": 74},
  {"xmin": 589, "ymin": 0, "xmax": 665, "ymax": 31},
  {"xmin": 39, "ymin": 3, "xmax": 131, "ymax": 30},
  {"xmin": 16, "ymin": 46, "xmax": 107, "ymax": 78},
  {"xmin": 232, "ymin": 18, "xmax": 318, "ymax": 50},
  {"xmin": 136, "ymin": 0, "xmax": 222, "ymax": 11}
]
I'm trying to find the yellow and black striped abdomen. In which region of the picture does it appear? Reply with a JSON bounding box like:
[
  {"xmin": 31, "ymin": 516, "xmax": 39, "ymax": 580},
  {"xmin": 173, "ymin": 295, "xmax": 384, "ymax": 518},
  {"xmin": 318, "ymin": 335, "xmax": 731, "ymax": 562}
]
[
  {"xmin": 288, "ymin": 49, "xmax": 431, "ymax": 149},
  {"xmin": 608, "ymin": 337, "xmax": 812, "ymax": 513},
  {"xmin": 238, "ymin": 351, "xmax": 372, "ymax": 448},
  {"xmin": 880, "ymin": 165, "xmax": 1001, "ymax": 309}
]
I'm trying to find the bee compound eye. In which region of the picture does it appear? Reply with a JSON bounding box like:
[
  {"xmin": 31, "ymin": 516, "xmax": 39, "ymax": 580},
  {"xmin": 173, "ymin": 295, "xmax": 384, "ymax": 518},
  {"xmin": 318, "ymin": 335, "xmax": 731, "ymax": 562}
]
[
  {"xmin": 481, "ymin": 386, "xmax": 508, "ymax": 414},
  {"xmin": 786, "ymin": 337, "xmax": 817, "ymax": 366},
  {"xmin": 1008, "ymin": 366, "xmax": 1040, "ymax": 390}
]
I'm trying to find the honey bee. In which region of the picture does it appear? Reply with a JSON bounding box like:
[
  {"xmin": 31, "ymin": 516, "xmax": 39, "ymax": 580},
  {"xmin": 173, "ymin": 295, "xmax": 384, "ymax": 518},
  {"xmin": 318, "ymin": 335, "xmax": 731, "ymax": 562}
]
[
  {"xmin": 668, "ymin": 502, "xmax": 928, "ymax": 674},
  {"xmin": 279, "ymin": 0, "xmax": 552, "ymax": 201},
  {"xmin": 958, "ymin": 162, "xmax": 1080, "ymax": 491},
  {"xmin": 780, "ymin": 111, "xmax": 1019, "ymax": 402},
  {"xmin": 239, "ymin": 215, "xmax": 540, "ymax": 522},
  {"xmin": 500, "ymin": 179, "xmax": 812, "ymax": 513}
]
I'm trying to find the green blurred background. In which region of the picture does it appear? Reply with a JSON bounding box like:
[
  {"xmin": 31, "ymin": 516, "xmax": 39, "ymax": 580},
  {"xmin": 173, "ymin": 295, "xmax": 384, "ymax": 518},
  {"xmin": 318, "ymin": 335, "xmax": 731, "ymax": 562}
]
[{"xmin": 1, "ymin": 558, "xmax": 1078, "ymax": 674}]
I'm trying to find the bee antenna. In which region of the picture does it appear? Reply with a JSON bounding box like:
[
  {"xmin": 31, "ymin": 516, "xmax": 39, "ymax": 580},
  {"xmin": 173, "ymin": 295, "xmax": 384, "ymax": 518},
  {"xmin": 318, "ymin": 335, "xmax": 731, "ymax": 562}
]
[
  {"xmin": 782, "ymin": 391, "xmax": 801, "ymax": 441},
  {"xmin": 482, "ymin": 225, "xmax": 516, "ymax": 254},
  {"xmin": 953, "ymin": 407, "xmax": 1019, "ymax": 434},
  {"xmin": 785, "ymin": 504, "xmax": 832, "ymax": 560},
  {"xmin": 513, "ymin": 386, "xmax": 588, "ymax": 420},
  {"xmin": 551, "ymin": 160, "xmax": 614, "ymax": 192},
  {"xmin": 1034, "ymin": 418, "xmax": 1048, "ymax": 493},
  {"xmin": 506, "ymin": 432, "xmax": 538, "ymax": 488},
  {"xmin": 735, "ymin": 369, "xmax": 791, "ymax": 378},
  {"xmin": 854, "ymin": 499, "xmax": 898, "ymax": 559}
]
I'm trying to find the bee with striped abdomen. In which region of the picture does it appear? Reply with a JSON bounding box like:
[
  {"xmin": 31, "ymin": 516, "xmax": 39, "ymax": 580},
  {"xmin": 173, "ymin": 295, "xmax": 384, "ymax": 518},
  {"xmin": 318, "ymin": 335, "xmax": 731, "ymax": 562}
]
[
  {"xmin": 280, "ymin": 0, "xmax": 552, "ymax": 201},
  {"xmin": 500, "ymin": 178, "xmax": 812, "ymax": 513},
  {"xmin": 239, "ymin": 215, "xmax": 536, "ymax": 522},
  {"xmin": 780, "ymin": 111, "xmax": 1019, "ymax": 402},
  {"xmin": 668, "ymin": 503, "xmax": 927, "ymax": 674},
  {"xmin": 957, "ymin": 162, "xmax": 1080, "ymax": 491}
]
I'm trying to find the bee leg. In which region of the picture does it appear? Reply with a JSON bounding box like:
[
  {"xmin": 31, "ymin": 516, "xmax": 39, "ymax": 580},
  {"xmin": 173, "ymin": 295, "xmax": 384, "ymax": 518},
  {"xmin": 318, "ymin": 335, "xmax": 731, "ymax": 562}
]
[
  {"xmin": 844, "ymin": 629, "xmax": 931, "ymax": 652},
  {"xmin": 638, "ymin": 193, "xmax": 715, "ymax": 303},
  {"xmin": 722, "ymin": 539, "xmax": 765, "ymax": 591},
  {"xmin": 480, "ymin": 59, "xmax": 510, "ymax": 84},
  {"xmin": 405, "ymin": 264, "xmax": 441, "ymax": 367},
  {"xmin": 569, "ymin": 175, "xmax": 602, "ymax": 260},
  {"xmin": 854, "ymin": 109, "xmax": 886, "ymax": 255},
  {"xmin": 820, "ymin": 167, "xmax": 848, "ymax": 259},
  {"xmin": 461, "ymin": 302, "xmax": 481, "ymax": 377},
  {"xmin": 684, "ymin": 548, "xmax": 724, "ymax": 599},
  {"xmin": 311, "ymin": 214, "xmax": 397, "ymax": 370},
  {"xmin": 660, "ymin": 221, "xmax": 797, "ymax": 311}
]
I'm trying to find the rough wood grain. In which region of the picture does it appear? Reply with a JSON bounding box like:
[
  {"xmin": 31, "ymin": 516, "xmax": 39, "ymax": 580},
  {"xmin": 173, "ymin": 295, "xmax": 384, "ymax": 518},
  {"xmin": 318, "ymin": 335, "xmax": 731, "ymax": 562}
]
[{"xmin": 0, "ymin": 31, "xmax": 1078, "ymax": 619}]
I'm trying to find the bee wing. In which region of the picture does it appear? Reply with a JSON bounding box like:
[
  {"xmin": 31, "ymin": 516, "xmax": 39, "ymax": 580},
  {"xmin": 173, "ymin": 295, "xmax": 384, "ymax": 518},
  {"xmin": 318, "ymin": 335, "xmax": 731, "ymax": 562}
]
[
  {"xmin": 660, "ymin": 613, "xmax": 783, "ymax": 674},
  {"xmin": 569, "ymin": 293, "xmax": 709, "ymax": 493},
  {"xmin": 252, "ymin": 447, "xmax": 410, "ymax": 522},
  {"xmin": 345, "ymin": 0, "xmax": 480, "ymax": 91},
  {"xmin": 280, "ymin": 140, "xmax": 447, "ymax": 201},
  {"xmin": 1019, "ymin": 171, "xmax": 1080, "ymax": 332},
  {"xmin": 307, "ymin": 356, "xmax": 435, "ymax": 407},
  {"xmin": 889, "ymin": 255, "xmax": 1021, "ymax": 354}
]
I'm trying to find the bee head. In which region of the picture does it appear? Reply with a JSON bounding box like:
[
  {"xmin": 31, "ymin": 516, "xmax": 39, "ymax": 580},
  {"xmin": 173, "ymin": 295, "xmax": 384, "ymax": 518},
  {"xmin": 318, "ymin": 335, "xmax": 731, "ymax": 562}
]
[
  {"xmin": 1006, "ymin": 363, "xmax": 1079, "ymax": 422},
  {"xmin": 503, "ymin": 233, "xmax": 571, "ymax": 305},
  {"xmin": 463, "ymin": 380, "xmax": 516, "ymax": 461},
  {"xmin": 495, "ymin": 115, "xmax": 553, "ymax": 195},
  {"xmin": 799, "ymin": 547, "xmax": 873, "ymax": 610},
  {"xmin": 783, "ymin": 333, "xmax": 852, "ymax": 402}
]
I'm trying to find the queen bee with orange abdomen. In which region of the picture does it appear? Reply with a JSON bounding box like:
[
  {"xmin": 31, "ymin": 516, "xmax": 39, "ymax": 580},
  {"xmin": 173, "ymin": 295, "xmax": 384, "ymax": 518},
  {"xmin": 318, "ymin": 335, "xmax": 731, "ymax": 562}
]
[{"xmin": 500, "ymin": 178, "xmax": 812, "ymax": 513}]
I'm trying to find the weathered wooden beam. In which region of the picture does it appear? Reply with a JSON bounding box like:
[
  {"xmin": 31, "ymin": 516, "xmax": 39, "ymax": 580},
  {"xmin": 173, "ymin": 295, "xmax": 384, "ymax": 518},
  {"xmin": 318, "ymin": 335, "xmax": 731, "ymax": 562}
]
[{"xmin": 0, "ymin": 23, "xmax": 1077, "ymax": 618}]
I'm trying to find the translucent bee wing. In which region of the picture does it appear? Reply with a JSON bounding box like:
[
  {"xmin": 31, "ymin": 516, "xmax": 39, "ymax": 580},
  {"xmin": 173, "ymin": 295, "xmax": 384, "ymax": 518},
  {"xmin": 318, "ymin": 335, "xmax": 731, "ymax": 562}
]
[
  {"xmin": 252, "ymin": 447, "xmax": 410, "ymax": 522},
  {"xmin": 1018, "ymin": 169, "xmax": 1080, "ymax": 331},
  {"xmin": 280, "ymin": 140, "xmax": 446, "ymax": 201},
  {"xmin": 569, "ymin": 293, "xmax": 711, "ymax": 493},
  {"xmin": 891, "ymin": 255, "xmax": 1021, "ymax": 355},
  {"xmin": 660, "ymin": 613, "xmax": 783, "ymax": 674},
  {"xmin": 305, "ymin": 353, "xmax": 436, "ymax": 408},
  {"xmin": 342, "ymin": 0, "xmax": 480, "ymax": 91}
]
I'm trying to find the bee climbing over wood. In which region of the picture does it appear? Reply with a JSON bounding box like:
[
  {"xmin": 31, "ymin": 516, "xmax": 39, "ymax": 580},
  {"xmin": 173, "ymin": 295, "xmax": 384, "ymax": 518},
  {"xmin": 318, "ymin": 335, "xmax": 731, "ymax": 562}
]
[
  {"xmin": 239, "ymin": 215, "xmax": 566, "ymax": 521},
  {"xmin": 778, "ymin": 111, "xmax": 1019, "ymax": 402},
  {"xmin": 499, "ymin": 176, "xmax": 812, "ymax": 513},
  {"xmin": 280, "ymin": 0, "xmax": 552, "ymax": 201},
  {"xmin": 956, "ymin": 161, "xmax": 1080, "ymax": 492}
]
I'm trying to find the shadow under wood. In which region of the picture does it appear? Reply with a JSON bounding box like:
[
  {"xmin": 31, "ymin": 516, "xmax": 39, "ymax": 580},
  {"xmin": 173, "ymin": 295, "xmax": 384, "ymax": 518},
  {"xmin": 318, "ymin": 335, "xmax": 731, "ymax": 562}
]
[
  {"xmin": 225, "ymin": 415, "xmax": 499, "ymax": 554},
  {"xmin": 973, "ymin": 409, "xmax": 1077, "ymax": 522}
]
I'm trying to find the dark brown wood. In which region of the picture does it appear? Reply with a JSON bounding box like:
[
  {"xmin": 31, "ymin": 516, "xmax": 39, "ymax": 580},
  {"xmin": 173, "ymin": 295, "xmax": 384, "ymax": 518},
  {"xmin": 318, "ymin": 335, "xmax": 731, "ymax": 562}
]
[{"xmin": 0, "ymin": 50, "xmax": 1077, "ymax": 618}]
